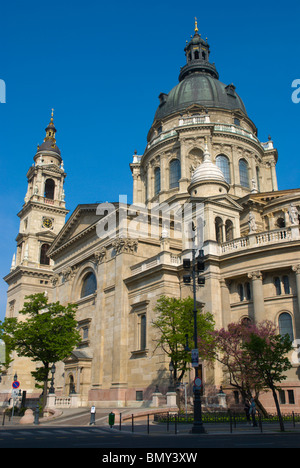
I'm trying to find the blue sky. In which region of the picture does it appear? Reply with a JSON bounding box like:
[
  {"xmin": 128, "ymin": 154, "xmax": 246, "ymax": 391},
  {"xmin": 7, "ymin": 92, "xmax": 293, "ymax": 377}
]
[{"xmin": 0, "ymin": 0, "xmax": 299, "ymax": 320}]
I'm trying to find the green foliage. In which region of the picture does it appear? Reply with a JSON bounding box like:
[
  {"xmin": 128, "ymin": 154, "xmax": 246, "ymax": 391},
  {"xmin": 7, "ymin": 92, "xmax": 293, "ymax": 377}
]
[
  {"xmin": 152, "ymin": 295, "xmax": 214, "ymax": 382},
  {"xmin": 242, "ymin": 332, "xmax": 293, "ymax": 388},
  {"xmin": 242, "ymin": 331, "xmax": 293, "ymax": 433},
  {"xmin": 0, "ymin": 293, "xmax": 81, "ymax": 401}
]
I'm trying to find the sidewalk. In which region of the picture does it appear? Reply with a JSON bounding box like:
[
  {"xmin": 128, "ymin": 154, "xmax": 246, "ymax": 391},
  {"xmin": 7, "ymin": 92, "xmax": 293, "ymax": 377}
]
[{"xmin": 1, "ymin": 406, "xmax": 300, "ymax": 436}]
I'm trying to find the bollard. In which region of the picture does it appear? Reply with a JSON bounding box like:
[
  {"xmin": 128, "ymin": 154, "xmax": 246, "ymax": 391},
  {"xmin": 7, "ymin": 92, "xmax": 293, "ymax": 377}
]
[
  {"xmin": 108, "ymin": 411, "xmax": 115, "ymax": 428},
  {"xmin": 90, "ymin": 406, "xmax": 96, "ymax": 425},
  {"xmin": 34, "ymin": 404, "xmax": 39, "ymax": 425},
  {"xmin": 258, "ymin": 412, "xmax": 263, "ymax": 433},
  {"xmin": 292, "ymin": 411, "xmax": 295, "ymax": 428},
  {"xmin": 228, "ymin": 410, "xmax": 233, "ymax": 433}
]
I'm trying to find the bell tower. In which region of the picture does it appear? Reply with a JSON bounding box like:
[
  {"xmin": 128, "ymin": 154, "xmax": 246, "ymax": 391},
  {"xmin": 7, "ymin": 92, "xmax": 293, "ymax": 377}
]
[{"xmin": 4, "ymin": 111, "xmax": 69, "ymax": 319}]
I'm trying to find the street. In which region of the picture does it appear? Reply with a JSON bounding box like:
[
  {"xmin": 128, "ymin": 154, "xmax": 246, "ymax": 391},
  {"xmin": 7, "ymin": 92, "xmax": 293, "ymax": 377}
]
[{"xmin": 0, "ymin": 425, "xmax": 300, "ymax": 449}]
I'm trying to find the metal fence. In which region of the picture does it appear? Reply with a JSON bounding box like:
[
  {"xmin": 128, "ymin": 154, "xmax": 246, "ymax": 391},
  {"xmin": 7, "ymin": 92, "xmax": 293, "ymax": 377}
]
[{"xmin": 112, "ymin": 410, "xmax": 300, "ymax": 435}]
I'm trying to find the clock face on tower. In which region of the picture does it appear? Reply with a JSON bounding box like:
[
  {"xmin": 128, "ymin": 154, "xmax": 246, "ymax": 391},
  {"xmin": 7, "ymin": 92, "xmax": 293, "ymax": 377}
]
[{"xmin": 43, "ymin": 217, "xmax": 53, "ymax": 229}]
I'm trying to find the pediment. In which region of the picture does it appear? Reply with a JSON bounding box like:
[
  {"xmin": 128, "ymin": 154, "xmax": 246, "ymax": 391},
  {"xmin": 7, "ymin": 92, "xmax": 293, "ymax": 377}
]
[
  {"xmin": 189, "ymin": 194, "xmax": 243, "ymax": 211},
  {"xmin": 63, "ymin": 350, "xmax": 92, "ymax": 365},
  {"xmin": 239, "ymin": 188, "xmax": 300, "ymax": 208},
  {"xmin": 48, "ymin": 204, "xmax": 101, "ymax": 255},
  {"xmin": 207, "ymin": 194, "xmax": 243, "ymax": 210}
]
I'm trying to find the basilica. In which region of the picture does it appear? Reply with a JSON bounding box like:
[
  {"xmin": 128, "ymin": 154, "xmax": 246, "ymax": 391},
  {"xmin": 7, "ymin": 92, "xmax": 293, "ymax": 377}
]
[{"xmin": 1, "ymin": 23, "xmax": 300, "ymax": 412}]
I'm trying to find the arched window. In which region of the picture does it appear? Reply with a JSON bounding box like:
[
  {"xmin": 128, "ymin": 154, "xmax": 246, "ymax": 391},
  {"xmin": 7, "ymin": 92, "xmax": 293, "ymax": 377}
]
[
  {"xmin": 215, "ymin": 217, "xmax": 223, "ymax": 244},
  {"xmin": 245, "ymin": 282, "xmax": 251, "ymax": 301},
  {"xmin": 216, "ymin": 155, "xmax": 231, "ymax": 184},
  {"xmin": 81, "ymin": 272, "xmax": 97, "ymax": 298},
  {"xmin": 238, "ymin": 284, "xmax": 244, "ymax": 302},
  {"xmin": 154, "ymin": 167, "xmax": 161, "ymax": 196},
  {"xmin": 225, "ymin": 219, "xmax": 234, "ymax": 241},
  {"xmin": 279, "ymin": 313, "xmax": 294, "ymax": 341},
  {"xmin": 239, "ymin": 159, "xmax": 249, "ymax": 188},
  {"xmin": 44, "ymin": 179, "xmax": 55, "ymax": 200},
  {"xmin": 169, "ymin": 159, "xmax": 181, "ymax": 189},
  {"xmin": 283, "ymin": 275, "xmax": 290, "ymax": 294},
  {"xmin": 241, "ymin": 317, "xmax": 251, "ymax": 327},
  {"xmin": 274, "ymin": 277, "xmax": 282, "ymax": 296},
  {"xmin": 256, "ymin": 166, "xmax": 261, "ymax": 192},
  {"xmin": 277, "ymin": 217, "xmax": 285, "ymax": 228},
  {"xmin": 69, "ymin": 375, "xmax": 76, "ymax": 394},
  {"xmin": 140, "ymin": 315, "xmax": 147, "ymax": 350},
  {"xmin": 40, "ymin": 243, "xmax": 50, "ymax": 265}
]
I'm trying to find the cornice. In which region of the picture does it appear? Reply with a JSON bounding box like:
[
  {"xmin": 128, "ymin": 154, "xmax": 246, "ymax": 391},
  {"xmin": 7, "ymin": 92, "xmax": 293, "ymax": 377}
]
[{"xmin": 4, "ymin": 265, "xmax": 53, "ymax": 283}]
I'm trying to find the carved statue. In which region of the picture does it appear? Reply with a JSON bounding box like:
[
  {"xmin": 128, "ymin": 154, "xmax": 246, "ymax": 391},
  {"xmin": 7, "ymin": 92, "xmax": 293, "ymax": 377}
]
[
  {"xmin": 288, "ymin": 203, "xmax": 299, "ymax": 225},
  {"xmin": 248, "ymin": 211, "xmax": 257, "ymax": 233}
]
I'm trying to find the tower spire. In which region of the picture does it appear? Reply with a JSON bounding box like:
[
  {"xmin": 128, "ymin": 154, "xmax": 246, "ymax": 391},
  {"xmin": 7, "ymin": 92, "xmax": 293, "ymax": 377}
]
[
  {"xmin": 194, "ymin": 17, "xmax": 199, "ymax": 34},
  {"xmin": 44, "ymin": 108, "xmax": 57, "ymax": 144}
]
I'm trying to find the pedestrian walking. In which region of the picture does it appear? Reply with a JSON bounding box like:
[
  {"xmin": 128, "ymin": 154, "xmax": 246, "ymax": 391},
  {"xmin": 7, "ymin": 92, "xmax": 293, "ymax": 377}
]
[
  {"xmin": 244, "ymin": 400, "xmax": 251, "ymax": 425},
  {"xmin": 249, "ymin": 398, "xmax": 258, "ymax": 427}
]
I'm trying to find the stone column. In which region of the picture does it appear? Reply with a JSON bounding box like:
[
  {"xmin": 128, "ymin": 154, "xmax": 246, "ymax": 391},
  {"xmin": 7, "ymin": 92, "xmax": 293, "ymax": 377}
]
[
  {"xmin": 220, "ymin": 279, "xmax": 231, "ymax": 328},
  {"xmin": 270, "ymin": 161, "xmax": 278, "ymax": 191},
  {"xmin": 160, "ymin": 152, "xmax": 167, "ymax": 195},
  {"xmin": 248, "ymin": 271, "xmax": 264, "ymax": 323},
  {"xmin": 292, "ymin": 265, "xmax": 300, "ymax": 339}
]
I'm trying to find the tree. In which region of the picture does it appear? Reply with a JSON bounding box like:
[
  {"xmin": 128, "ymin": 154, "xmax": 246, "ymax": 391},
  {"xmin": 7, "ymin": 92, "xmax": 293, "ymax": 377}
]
[
  {"xmin": 199, "ymin": 321, "xmax": 281, "ymax": 416},
  {"xmin": 243, "ymin": 330, "xmax": 293, "ymax": 432},
  {"xmin": 0, "ymin": 293, "xmax": 81, "ymax": 409},
  {"xmin": 152, "ymin": 295, "xmax": 214, "ymax": 385},
  {"xmin": 201, "ymin": 320, "xmax": 294, "ymax": 425}
]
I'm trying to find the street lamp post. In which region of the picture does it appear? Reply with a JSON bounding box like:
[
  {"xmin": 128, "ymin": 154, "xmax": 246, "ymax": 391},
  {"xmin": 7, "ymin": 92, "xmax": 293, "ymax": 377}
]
[
  {"xmin": 49, "ymin": 364, "xmax": 56, "ymax": 394},
  {"xmin": 168, "ymin": 360, "xmax": 175, "ymax": 391},
  {"xmin": 190, "ymin": 246, "xmax": 206, "ymax": 434}
]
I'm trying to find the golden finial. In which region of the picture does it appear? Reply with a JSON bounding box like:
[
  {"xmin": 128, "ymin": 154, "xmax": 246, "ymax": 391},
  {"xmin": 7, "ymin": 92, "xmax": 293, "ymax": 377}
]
[{"xmin": 194, "ymin": 17, "xmax": 199, "ymax": 34}]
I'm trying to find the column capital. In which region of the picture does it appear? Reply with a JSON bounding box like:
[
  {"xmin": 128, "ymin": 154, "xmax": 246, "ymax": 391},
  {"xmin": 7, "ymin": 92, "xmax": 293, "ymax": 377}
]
[
  {"xmin": 248, "ymin": 270, "xmax": 263, "ymax": 281},
  {"xmin": 292, "ymin": 264, "xmax": 300, "ymax": 274}
]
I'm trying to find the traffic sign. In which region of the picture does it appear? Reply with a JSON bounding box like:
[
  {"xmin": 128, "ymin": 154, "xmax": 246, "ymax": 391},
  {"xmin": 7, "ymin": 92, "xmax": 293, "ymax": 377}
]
[
  {"xmin": 194, "ymin": 377, "xmax": 202, "ymax": 388},
  {"xmin": 191, "ymin": 349, "xmax": 199, "ymax": 367},
  {"xmin": 12, "ymin": 381, "xmax": 20, "ymax": 389}
]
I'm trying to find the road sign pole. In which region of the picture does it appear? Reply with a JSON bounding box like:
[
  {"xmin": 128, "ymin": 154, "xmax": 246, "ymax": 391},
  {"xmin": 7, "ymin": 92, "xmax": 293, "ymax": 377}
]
[{"xmin": 11, "ymin": 380, "xmax": 21, "ymax": 421}]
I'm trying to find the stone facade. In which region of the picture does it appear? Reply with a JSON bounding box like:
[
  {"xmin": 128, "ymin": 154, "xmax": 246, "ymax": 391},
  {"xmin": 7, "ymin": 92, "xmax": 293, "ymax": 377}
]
[{"xmin": 1, "ymin": 27, "xmax": 300, "ymax": 413}]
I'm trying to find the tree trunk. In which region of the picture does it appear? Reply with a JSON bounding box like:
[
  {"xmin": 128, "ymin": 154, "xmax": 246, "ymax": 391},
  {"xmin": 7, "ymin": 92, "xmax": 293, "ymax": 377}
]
[
  {"xmin": 271, "ymin": 386, "xmax": 285, "ymax": 432},
  {"xmin": 42, "ymin": 366, "xmax": 49, "ymax": 411},
  {"xmin": 254, "ymin": 397, "xmax": 268, "ymax": 418}
]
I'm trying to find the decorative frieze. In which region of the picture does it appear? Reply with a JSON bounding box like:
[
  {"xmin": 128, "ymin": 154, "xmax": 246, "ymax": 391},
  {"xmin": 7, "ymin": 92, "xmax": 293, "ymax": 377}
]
[
  {"xmin": 112, "ymin": 238, "xmax": 138, "ymax": 255},
  {"xmin": 62, "ymin": 265, "xmax": 78, "ymax": 282},
  {"xmin": 94, "ymin": 247, "xmax": 106, "ymax": 264}
]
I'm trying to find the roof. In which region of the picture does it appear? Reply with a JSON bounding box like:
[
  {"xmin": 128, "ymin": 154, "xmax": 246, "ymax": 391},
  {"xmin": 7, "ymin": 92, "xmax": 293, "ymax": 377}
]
[{"xmin": 154, "ymin": 73, "xmax": 247, "ymax": 121}]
